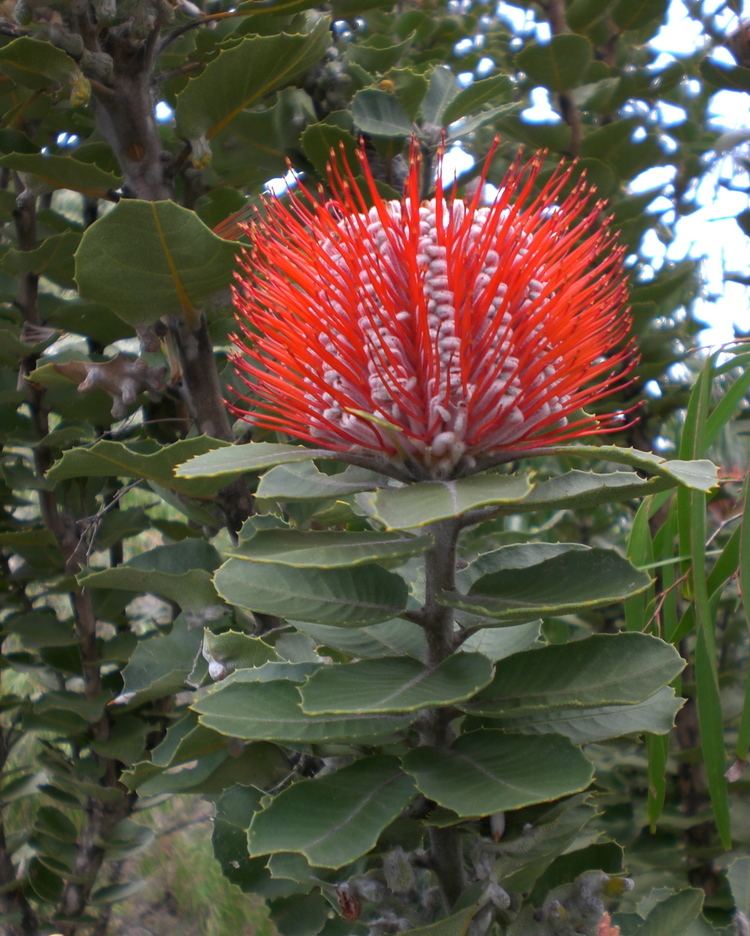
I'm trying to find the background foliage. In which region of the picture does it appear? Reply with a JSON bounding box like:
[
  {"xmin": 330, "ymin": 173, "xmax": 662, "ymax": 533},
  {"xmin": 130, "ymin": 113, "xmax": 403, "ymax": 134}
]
[{"xmin": 0, "ymin": 0, "xmax": 749, "ymax": 934}]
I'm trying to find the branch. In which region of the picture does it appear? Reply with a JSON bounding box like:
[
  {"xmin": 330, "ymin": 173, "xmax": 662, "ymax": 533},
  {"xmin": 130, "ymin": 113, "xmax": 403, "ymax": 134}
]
[{"xmin": 546, "ymin": 0, "xmax": 583, "ymax": 156}]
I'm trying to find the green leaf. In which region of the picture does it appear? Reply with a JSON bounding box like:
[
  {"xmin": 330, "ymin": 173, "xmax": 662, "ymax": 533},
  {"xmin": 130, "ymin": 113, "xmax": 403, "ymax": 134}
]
[
  {"xmin": 0, "ymin": 153, "xmax": 119, "ymax": 198},
  {"xmin": 612, "ymin": 0, "xmax": 668, "ymax": 31},
  {"xmin": 352, "ymin": 88, "xmax": 413, "ymax": 137},
  {"xmin": 248, "ymin": 756, "xmax": 415, "ymax": 868},
  {"xmin": 193, "ymin": 680, "xmax": 414, "ymax": 742},
  {"xmin": 634, "ymin": 888, "xmax": 704, "ymax": 935},
  {"xmin": 460, "ymin": 621, "xmax": 541, "ymax": 661},
  {"xmin": 214, "ymin": 559, "xmax": 407, "ymax": 625},
  {"xmin": 293, "ymin": 618, "xmax": 428, "ymax": 661},
  {"xmin": 47, "ymin": 437, "xmax": 229, "ymax": 497},
  {"xmin": 75, "ymin": 200, "xmax": 239, "ymax": 326},
  {"xmin": 175, "ymin": 442, "xmax": 333, "ymax": 480},
  {"xmin": 299, "ymin": 652, "xmax": 493, "ymax": 714},
  {"xmin": 517, "ymin": 470, "xmax": 669, "ymax": 512},
  {"xmin": 1, "ymin": 230, "xmax": 80, "ymax": 287},
  {"xmin": 442, "ymin": 74, "xmax": 512, "ymax": 124},
  {"xmin": 176, "ymin": 20, "xmax": 332, "ymax": 139},
  {"xmin": 257, "ymin": 461, "xmax": 388, "ymax": 501},
  {"xmin": 226, "ymin": 529, "xmax": 432, "ymax": 569},
  {"xmin": 465, "ymin": 633, "xmax": 685, "ymax": 715},
  {"xmin": 0, "ymin": 37, "xmax": 84, "ymax": 91},
  {"xmin": 421, "ymin": 66, "xmax": 459, "ymax": 124},
  {"xmin": 80, "ymin": 540, "xmax": 221, "ymax": 610},
  {"xmin": 480, "ymin": 686, "xmax": 684, "ymax": 744},
  {"xmin": 347, "ymin": 32, "xmax": 414, "ymax": 71},
  {"xmin": 118, "ymin": 614, "xmax": 204, "ymax": 703},
  {"xmin": 444, "ymin": 547, "xmax": 651, "ymax": 621},
  {"xmin": 402, "ymin": 731, "xmax": 593, "ymax": 817},
  {"xmin": 534, "ymin": 446, "xmax": 718, "ymax": 492},
  {"xmin": 458, "ymin": 543, "xmax": 587, "ymax": 589},
  {"xmin": 516, "ymin": 35, "xmax": 593, "ymax": 92},
  {"xmin": 371, "ymin": 473, "xmax": 533, "ymax": 529},
  {"xmin": 727, "ymin": 857, "xmax": 750, "ymax": 918},
  {"xmin": 700, "ymin": 59, "xmax": 750, "ymax": 92},
  {"xmin": 402, "ymin": 907, "xmax": 478, "ymax": 935},
  {"xmin": 203, "ymin": 630, "xmax": 278, "ymax": 671}
]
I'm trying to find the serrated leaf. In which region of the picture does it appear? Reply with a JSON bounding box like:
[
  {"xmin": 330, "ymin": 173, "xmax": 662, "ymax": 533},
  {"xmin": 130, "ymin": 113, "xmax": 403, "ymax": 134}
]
[
  {"xmin": 352, "ymin": 88, "xmax": 413, "ymax": 136},
  {"xmin": 464, "ymin": 633, "xmax": 685, "ymax": 716},
  {"xmin": 402, "ymin": 731, "xmax": 593, "ymax": 817},
  {"xmin": 248, "ymin": 756, "xmax": 415, "ymax": 868},
  {"xmin": 257, "ymin": 461, "xmax": 388, "ymax": 501},
  {"xmin": 226, "ymin": 529, "xmax": 432, "ymax": 569},
  {"xmin": 299, "ymin": 652, "xmax": 493, "ymax": 714},
  {"xmin": 516, "ymin": 470, "xmax": 669, "ymax": 512},
  {"xmin": 80, "ymin": 540, "xmax": 221, "ymax": 610},
  {"xmin": 47, "ymin": 437, "xmax": 229, "ymax": 497},
  {"xmin": 347, "ymin": 32, "xmax": 414, "ymax": 71},
  {"xmin": 215, "ymin": 559, "xmax": 407, "ymax": 625},
  {"xmin": 176, "ymin": 20, "xmax": 332, "ymax": 139},
  {"xmin": 371, "ymin": 473, "xmax": 533, "ymax": 529},
  {"xmin": 193, "ymin": 679, "xmax": 414, "ymax": 742},
  {"xmin": 75, "ymin": 200, "xmax": 239, "ymax": 326},
  {"xmin": 203, "ymin": 630, "xmax": 278, "ymax": 670},
  {"xmin": 444, "ymin": 547, "xmax": 651, "ymax": 620},
  {"xmin": 517, "ymin": 35, "xmax": 593, "ymax": 92}
]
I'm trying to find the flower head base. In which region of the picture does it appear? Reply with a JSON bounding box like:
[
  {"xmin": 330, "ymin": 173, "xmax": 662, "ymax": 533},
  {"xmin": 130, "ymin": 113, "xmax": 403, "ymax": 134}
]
[{"xmin": 230, "ymin": 141, "xmax": 636, "ymax": 479}]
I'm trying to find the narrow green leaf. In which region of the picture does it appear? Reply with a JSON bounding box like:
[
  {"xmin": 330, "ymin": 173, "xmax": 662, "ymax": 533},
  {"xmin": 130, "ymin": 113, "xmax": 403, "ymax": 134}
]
[
  {"xmin": 517, "ymin": 470, "xmax": 668, "ymax": 513},
  {"xmin": 371, "ymin": 473, "xmax": 533, "ymax": 529},
  {"xmin": 678, "ymin": 359, "xmax": 731, "ymax": 849},
  {"xmin": 248, "ymin": 756, "xmax": 415, "ymax": 868},
  {"xmin": 226, "ymin": 529, "xmax": 433, "ymax": 569},
  {"xmin": 402, "ymin": 731, "xmax": 593, "ymax": 817},
  {"xmin": 193, "ymin": 680, "xmax": 414, "ymax": 743},
  {"xmin": 300, "ymin": 652, "xmax": 493, "ymax": 715},
  {"xmin": 215, "ymin": 559, "xmax": 408, "ymax": 625}
]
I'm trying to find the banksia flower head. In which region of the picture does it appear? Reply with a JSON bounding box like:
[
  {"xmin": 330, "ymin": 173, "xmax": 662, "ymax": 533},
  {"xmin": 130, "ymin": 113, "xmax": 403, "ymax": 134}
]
[{"xmin": 230, "ymin": 141, "xmax": 636, "ymax": 479}]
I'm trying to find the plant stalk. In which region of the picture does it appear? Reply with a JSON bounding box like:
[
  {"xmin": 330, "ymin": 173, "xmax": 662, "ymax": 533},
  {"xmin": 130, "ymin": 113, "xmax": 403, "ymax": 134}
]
[{"xmin": 421, "ymin": 519, "xmax": 466, "ymax": 907}]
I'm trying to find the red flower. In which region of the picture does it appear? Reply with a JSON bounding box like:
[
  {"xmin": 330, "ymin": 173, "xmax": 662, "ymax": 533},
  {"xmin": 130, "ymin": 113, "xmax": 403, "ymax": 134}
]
[{"xmin": 230, "ymin": 141, "xmax": 636, "ymax": 479}]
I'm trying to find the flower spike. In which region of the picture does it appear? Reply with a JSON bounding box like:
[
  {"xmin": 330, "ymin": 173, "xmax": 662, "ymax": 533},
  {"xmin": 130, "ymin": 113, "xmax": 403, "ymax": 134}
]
[{"xmin": 229, "ymin": 141, "xmax": 637, "ymax": 479}]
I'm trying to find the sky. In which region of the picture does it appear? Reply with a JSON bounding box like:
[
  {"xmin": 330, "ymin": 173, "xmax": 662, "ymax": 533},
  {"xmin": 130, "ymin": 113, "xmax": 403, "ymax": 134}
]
[
  {"xmin": 148, "ymin": 0, "xmax": 750, "ymax": 349},
  {"xmin": 445, "ymin": 0, "xmax": 750, "ymax": 349}
]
